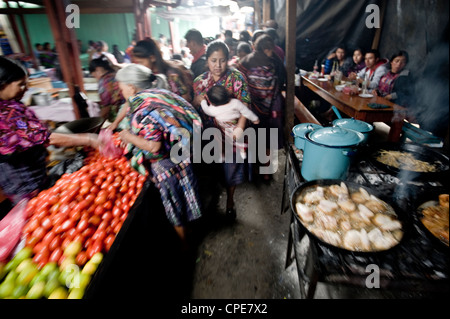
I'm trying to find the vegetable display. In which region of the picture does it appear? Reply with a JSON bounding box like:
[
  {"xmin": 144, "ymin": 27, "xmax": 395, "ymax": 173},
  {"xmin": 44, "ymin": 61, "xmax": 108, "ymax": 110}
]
[{"xmin": 0, "ymin": 143, "xmax": 147, "ymax": 299}]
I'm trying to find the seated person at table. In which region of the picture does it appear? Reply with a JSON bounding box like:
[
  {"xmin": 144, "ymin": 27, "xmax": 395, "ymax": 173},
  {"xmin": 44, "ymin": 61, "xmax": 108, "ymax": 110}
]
[
  {"xmin": 323, "ymin": 45, "xmax": 352, "ymax": 75},
  {"xmin": 345, "ymin": 48, "xmax": 366, "ymax": 77},
  {"xmin": 374, "ymin": 50, "xmax": 412, "ymax": 106},
  {"xmin": 348, "ymin": 49, "xmax": 388, "ymax": 90}
]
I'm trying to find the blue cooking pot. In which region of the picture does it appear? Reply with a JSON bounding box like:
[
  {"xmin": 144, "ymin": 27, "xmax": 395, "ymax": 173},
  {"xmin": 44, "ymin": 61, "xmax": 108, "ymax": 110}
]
[
  {"xmin": 332, "ymin": 118, "xmax": 374, "ymax": 144},
  {"xmin": 292, "ymin": 123, "xmax": 323, "ymax": 150},
  {"xmin": 301, "ymin": 127, "xmax": 365, "ymax": 181}
]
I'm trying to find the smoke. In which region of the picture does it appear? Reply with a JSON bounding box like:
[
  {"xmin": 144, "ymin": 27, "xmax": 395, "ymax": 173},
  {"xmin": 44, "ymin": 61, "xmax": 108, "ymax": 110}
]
[{"xmin": 413, "ymin": 41, "xmax": 449, "ymax": 138}]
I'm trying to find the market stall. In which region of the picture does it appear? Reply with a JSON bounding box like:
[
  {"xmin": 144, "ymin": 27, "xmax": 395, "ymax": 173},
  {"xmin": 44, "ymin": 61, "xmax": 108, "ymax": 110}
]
[{"xmin": 0, "ymin": 130, "xmax": 189, "ymax": 299}]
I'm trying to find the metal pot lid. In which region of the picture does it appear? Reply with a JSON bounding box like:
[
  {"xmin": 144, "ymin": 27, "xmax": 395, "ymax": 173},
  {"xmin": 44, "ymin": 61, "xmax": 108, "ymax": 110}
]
[
  {"xmin": 332, "ymin": 118, "xmax": 374, "ymax": 133},
  {"xmin": 308, "ymin": 127, "xmax": 364, "ymax": 147},
  {"xmin": 292, "ymin": 123, "xmax": 322, "ymax": 137}
]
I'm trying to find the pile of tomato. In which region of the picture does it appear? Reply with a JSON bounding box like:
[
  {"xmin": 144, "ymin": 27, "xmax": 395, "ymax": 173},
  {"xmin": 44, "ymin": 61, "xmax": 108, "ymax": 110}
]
[{"xmin": 22, "ymin": 152, "xmax": 147, "ymax": 269}]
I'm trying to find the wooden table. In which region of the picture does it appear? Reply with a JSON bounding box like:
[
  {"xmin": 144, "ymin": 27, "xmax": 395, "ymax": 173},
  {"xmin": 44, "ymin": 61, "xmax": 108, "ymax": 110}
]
[{"xmin": 301, "ymin": 76, "xmax": 407, "ymax": 142}]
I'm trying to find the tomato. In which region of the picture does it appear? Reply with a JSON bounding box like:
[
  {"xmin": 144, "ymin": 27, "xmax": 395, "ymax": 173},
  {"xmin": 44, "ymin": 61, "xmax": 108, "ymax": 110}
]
[
  {"xmin": 69, "ymin": 209, "xmax": 81, "ymax": 222},
  {"xmin": 104, "ymin": 234, "xmax": 115, "ymax": 251},
  {"xmin": 103, "ymin": 200, "xmax": 113, "ymax": 211},
  {"xmin": 112, "ymin": 176, "xmax": 122, "ymax": 187},
  {"xmin": 33, "ymin": 241, "xmax": 46, "ymax": 254},
  {"xmin": 42, "ymin": 230, "xmax": 56, "ymax": 245},
  {"xmin": 100, "ymin": 180, "xmax": 110, "ymax": 190},
  {"xmin": 120, "ymin": 194, "xmax": 130, "ymax": 205},
  {"xmin": 49, "ymin": 235, "xmax": 61, "ymax": 252},
  {"xmin": 52, "ymin": 213, "xmax": 67, "ymax": 228},
  {"xmin": 101, "ymin": 212, "xmax": 113, "ymax": 222},
  {"xmin": 49, "ymin": 247, "xmax": 63, "ymax": 263},
  {"xmin": 79, "ymin": 183, "xmax": 93, "ymax": 196},
  {"xmin": 60, "ymin": 219, "xmax": 75, "ymax": 232},
  {"xmin": 93, "ymin": 205, "xmax": 105, "ymax": 216},
  {"xmin": 76, "ymin": 251, "xmax": 88, "ymax": 267},
  {"xmin": 121, "ymin": 203, "xmax": 130, "ymax": 213},
  {"xmin": 23, "ymin": 218, "xmax": 40, "ymax": 234},
  {"xmin": 88, "ymin": 215, "xmax": 101, "ymax": 226},
  {"xmin": 119, "ymin": 184, "xmax": 128, "ymax": 193},
  {"xmin": 65, "ymin": 227, "xmax": 77, "ymax": 240},
  {"xmin": 82, "ymin": 227, "xmax": 95, "ymax": 239},
  {"xmin": 61, "ymin": 237, "xmax": 72, "ymax": 251},
  {"xmin": 112, "ymin": 206, "xmax": 122, "ymax": 218},
  {"xmin": 31, "ymin": 226, "xmax": 46, "ymax": 243},
  {"xmin": 90, "ymin": 185, "xmax": 100, "ymax": 194},
  {"xmin": 113, "ymin": 220, "xmax": 124, "ymax": 234},
  {"xmin": 49, "ymin": 203, "xmax": 61, "ymax": 216},
  {"xmin": 33, "ymin": 251, "xmax": 49, "ymax": 267},
  {"xmin": 76, "ymin": 219, "xmax": 89, "ymax": 233},
  {"xmin": 84, "ymin": 194, "xmax": 96, "ymax": 205},
  {"xmin": 128, "ymin": 179, "xmax": 137, "ymax": 189},
  {"xmin": 96, "ymin": 220, "xmax": 109, "ymax": 232},
  {"xmin": 87, "ymin": 239, "xmax": 103, "ymax": 259},
  {"xmin": 94, "ymin": 193, "xmax": 107, "ymax": 206}
]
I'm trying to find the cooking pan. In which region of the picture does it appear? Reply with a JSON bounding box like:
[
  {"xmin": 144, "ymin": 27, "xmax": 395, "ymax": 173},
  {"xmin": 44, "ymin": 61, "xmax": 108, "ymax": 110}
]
[
  {"xmin": 54, "ymin": 117, "xmax": 105, "ymax": 134},
  {"xmin": 290, "ymin": 179, "xmax": 409, "ymax": 255},
  {"xmin": 368, "ymin": 142, "xmax": 449, "ymax": 181},
  {"xmin": 413, "ymin": 189, "xmax": 449, "ymax": 250}
]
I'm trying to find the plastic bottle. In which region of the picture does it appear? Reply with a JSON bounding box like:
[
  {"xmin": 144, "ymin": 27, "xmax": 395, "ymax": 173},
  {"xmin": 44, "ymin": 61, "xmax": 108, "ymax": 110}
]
[{"xmin": 313, "ymin": 60, "xmax": 318, "ymax": 73}]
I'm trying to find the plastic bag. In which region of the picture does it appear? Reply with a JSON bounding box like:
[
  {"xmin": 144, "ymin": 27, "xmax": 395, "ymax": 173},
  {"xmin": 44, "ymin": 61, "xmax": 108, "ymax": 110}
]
[
  {"xmin": 98, "ymin": 128, "xmax": 123, "ymax": 158},
  {"xmin": 0, "ymin": 199, "xmax": 28, "ymax": 262}
]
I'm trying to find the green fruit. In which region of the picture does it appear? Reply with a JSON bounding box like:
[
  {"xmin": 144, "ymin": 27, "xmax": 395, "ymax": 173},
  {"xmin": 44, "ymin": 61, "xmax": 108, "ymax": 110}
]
[
  {"xmin": 16, "ymin": 258, "xmax": 34, "ymax": 273},
  {"xmin": 81, "ymin": 261, "xmax": 97, "ymax": 276},
  {"xmin": 0, "ymin": 281, "xmax": 15, "ymax": 298},
  {"xmin": 4, "ymin": 270, "xmax": 18, "ymax": 283},
  {"xmin": 43, "ymin": 278, "xmax": 61, "ymax": 298},
  {"xmin": 48, "ymin": 286, "xmax": 68, "ymax": 299},
  {"xmin": 26, "ymin": 281, "xmax": 45, "ymax": 299},
  {"xmin": 67, "ymin": 287, "xmax": 85, "ymax": 299},
  {"xmin": 0, "ymin": 262, "xmax": 6, "ymax": 281},
  {"xmin": 16, "ymin": 264, "xmax": 38, "ymax": 286},
  {"xmin": 11, "ymin": 284, "xmax": 28, "ymax": 299},
  {"xmin": 90, "ymin": 252, "xmax": 103, "ymax": 265},
  {"xmin": 12, "ymin": 247, "xmax": 32, "ymax": 262},
  {"xmin": 78, "ymin": 273, "xmax": 91, "ymax": 290},
  {"xmin": 47, "ymin": 268, "xmax": 60, "ymax": 283},
  {"xmin": 30, "ymin": 271, "xmax": 47, "ymax": 286},
  {"xmin": 4, "ymin": 259, "xmax": 18, "ymax": 274},
  {"xmin": 40, "ymin": 262, "xmax": 58, "ymax": 277}
]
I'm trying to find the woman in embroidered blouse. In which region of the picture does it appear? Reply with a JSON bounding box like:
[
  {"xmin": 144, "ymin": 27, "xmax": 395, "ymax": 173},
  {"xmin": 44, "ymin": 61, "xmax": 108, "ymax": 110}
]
[
  {"xmin": 0, "ymin": 57, "xmax": 98, "ymax": 204},
  {"xmin": 115, "ymin": 63, "xmax": 202, "ymax": 244},
  {"xmin": 374, "ymin": 50, "xmax": 411, "ymax": 105},
  {"xmin": 89, "ymin": 56, "xmax": 125, "ymax": 123},
  {"xmin": 193, "ymin": 40, "xmax": 251, "ymax": 219}
]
